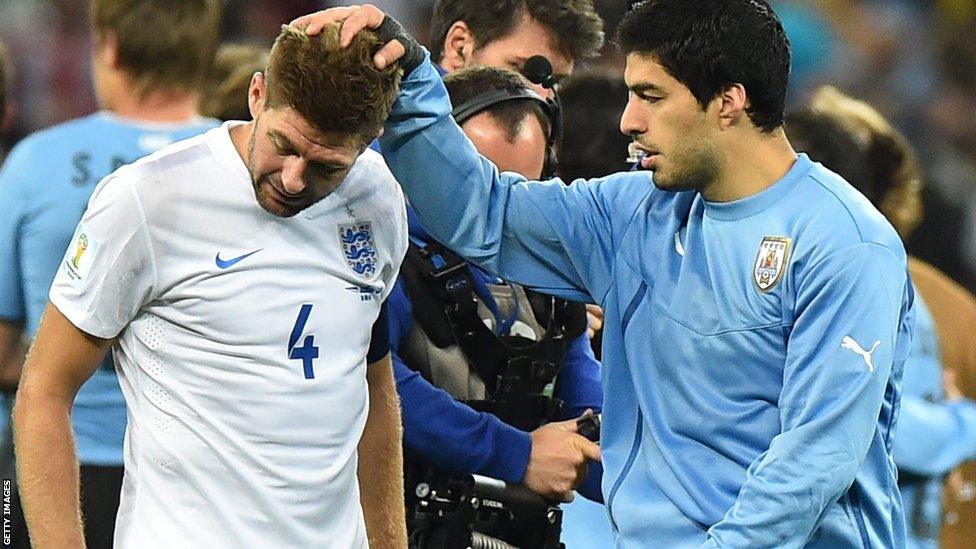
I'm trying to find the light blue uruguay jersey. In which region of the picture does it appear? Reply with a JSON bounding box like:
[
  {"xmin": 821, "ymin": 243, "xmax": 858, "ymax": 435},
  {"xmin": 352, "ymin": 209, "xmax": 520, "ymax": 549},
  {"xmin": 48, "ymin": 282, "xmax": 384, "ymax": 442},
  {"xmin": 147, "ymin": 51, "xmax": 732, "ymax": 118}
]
[
  {"xmin": 380, "ymin": 56, "xmax": 915, "ymax": 548},
  {"xmin": 0, "ymin": 112, "xmax": 217, "ymax": 464}
]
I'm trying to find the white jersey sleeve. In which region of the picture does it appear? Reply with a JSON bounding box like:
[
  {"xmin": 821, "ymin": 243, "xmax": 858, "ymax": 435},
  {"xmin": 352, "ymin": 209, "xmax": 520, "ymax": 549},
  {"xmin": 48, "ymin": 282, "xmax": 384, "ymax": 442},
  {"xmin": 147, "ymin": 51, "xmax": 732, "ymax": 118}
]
[{"xmin": 49, "ymin": 170, "xmax": 156, "ymax": 339}]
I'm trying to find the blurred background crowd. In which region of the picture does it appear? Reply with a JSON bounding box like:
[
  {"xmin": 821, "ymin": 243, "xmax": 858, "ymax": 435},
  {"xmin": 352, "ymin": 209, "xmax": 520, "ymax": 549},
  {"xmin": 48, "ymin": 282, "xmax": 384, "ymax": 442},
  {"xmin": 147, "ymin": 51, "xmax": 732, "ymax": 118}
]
[{"xmin": 2, "ymin": 0, "xmax": 976, "ymax": 293}]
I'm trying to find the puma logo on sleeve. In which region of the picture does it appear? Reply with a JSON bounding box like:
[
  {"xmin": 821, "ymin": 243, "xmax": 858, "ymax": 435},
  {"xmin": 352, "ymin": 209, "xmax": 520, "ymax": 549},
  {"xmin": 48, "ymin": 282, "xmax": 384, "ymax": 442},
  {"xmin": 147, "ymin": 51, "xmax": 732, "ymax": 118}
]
[{"xmin": 841, "ymin": 336, "xmax": 882, "ymax": 372}]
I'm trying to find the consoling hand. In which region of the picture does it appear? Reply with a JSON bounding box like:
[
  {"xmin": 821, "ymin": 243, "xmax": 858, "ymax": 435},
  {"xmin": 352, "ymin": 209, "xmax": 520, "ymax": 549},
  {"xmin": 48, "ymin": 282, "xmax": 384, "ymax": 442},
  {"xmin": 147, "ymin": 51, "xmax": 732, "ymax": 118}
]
[{"xmin": 290, "ymin": 5, "xmax": 407, "ymax": 70}]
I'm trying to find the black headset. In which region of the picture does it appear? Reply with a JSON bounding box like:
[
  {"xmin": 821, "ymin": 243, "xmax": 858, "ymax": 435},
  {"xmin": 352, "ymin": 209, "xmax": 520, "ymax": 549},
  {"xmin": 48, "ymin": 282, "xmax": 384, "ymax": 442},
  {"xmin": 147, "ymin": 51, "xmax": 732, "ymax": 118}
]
[{"xmin": 450, "ymin": 56, "xmax": 562, "ymax": 179}]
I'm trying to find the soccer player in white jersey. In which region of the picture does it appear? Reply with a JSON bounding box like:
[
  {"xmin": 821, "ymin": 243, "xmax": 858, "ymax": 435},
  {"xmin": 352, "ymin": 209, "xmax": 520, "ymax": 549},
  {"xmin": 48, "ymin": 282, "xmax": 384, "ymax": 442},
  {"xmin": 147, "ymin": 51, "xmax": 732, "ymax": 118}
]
[{"xmin": 14, "ymin": 24, "xmax": 409, "ymax": 549}]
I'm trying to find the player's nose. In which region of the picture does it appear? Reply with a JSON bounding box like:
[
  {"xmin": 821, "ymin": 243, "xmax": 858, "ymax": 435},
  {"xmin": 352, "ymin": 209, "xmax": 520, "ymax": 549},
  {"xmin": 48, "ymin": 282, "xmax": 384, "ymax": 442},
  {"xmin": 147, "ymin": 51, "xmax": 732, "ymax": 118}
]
[
  {"xmin": 620, "ymin": 95, "xmax": 646, "ymax": 137},
  {"xmin": 280, "ymin": 158, "xmax": 308, "ymax": 194}
]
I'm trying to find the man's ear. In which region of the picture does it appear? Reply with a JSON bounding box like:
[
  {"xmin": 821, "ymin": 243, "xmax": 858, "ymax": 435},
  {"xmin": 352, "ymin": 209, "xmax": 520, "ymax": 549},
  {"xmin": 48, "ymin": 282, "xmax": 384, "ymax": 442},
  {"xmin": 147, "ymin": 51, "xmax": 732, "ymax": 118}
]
[
  {"xmin": 95, "ymin": 32, "xmax": 120, "ymax": 70},
  {"xmin": 440, "ymin": 21, "xmax": 476, "ymax": 72},
  {"xmin": 247, "ymin": 72, "xmax": 267, "ymax": 120},
  {"xmin": 717, "ymin": 83, "xmax": 748, "ymax": 129}
]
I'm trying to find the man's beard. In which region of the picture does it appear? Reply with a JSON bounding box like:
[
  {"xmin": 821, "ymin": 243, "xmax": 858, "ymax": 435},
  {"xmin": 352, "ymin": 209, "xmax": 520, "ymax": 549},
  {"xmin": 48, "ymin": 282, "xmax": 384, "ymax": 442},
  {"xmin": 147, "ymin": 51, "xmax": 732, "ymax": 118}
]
[{"xmin": 651, "ymin": 144, "xmax": 720, "ymax": 194}]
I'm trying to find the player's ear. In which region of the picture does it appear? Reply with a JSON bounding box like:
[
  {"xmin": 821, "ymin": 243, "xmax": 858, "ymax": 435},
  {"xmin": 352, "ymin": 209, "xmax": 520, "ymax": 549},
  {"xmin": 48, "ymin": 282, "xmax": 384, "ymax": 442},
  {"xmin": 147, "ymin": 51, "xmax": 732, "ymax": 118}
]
[
  {"xmin": 248, "ymin": 72, "xmax": 267, "ymax": 119},
  {"xmin": 95, "ymin": 31, "xmax": 121, "ymax": 70},
  {"xmin": 716, "ymin": 83, "xmax": 748, "ymax": 130},
  {"xmin": 440, "ymin": 21, "xmax": 475, "ymax": 72}
]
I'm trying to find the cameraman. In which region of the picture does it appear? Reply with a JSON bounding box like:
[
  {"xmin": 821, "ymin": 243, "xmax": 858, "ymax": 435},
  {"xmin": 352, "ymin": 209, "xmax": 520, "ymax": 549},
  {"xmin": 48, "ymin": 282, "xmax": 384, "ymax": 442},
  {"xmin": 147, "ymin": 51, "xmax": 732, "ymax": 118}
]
[{"xmin": 390, "ymin": 65, "xmax": 603, "ymax": 507}]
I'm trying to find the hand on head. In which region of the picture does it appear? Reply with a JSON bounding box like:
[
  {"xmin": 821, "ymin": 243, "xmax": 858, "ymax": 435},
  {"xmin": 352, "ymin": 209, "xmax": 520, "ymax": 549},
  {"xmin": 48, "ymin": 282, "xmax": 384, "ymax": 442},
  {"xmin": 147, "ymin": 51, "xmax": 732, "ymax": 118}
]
[{"xmin": 290, "ymin": 5, "xmax": 406, "ymax": 70}]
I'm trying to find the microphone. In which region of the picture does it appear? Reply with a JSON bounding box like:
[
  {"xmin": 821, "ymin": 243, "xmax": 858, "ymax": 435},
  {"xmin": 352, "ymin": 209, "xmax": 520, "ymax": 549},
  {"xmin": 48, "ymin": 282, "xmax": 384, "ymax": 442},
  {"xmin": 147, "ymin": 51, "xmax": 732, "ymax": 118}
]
[
  {"xmin": 523, "ymin": 55, "xmax": 557, "ymax": 89},
  {"xmin": 521, "ymin": 55, "xmax": 561, "ymax": 178}
]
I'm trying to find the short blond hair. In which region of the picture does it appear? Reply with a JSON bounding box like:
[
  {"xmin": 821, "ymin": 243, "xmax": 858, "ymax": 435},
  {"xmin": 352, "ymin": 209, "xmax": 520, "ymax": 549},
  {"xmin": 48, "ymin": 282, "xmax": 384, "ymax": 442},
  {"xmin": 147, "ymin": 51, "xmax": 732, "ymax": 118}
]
[
  {"xmin": 265, "ymin": 25, "xmax": 402, "ymax": 145},
  {"xmin": 810, "ymin": 86, "xmax": 923, "ymax": 239},
  {"xmin": 202, "ymin": 44, "xmax": 269, "ymax": 121}
]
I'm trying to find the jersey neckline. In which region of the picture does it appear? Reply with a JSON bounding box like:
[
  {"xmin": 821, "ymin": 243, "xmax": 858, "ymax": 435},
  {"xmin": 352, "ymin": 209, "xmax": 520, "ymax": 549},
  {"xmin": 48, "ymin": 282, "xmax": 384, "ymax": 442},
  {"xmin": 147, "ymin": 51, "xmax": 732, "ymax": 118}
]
[
  {"xmin": 96, "ymin": 110, "xmax": 216, "ymax": 131},
  {"xmin": 703, "ymin": 153, "xmax": 814, "ymax": 222}
]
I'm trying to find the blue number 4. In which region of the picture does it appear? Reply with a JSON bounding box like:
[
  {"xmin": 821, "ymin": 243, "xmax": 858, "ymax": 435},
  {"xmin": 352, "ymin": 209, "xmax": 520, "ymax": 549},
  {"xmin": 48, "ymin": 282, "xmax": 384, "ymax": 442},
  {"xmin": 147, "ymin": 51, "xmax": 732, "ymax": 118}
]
[{"xmin": 288, "ymin": 304, "xmax": 319, "ymax": 379}]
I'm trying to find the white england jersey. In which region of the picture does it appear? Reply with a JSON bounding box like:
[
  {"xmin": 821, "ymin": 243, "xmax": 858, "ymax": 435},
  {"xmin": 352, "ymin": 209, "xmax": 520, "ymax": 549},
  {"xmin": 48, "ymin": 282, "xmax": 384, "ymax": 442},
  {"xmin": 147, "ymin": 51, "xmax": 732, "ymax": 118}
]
[{"xmin": 49, "ymin": 123, "xmax": 408, "ymax": 548}]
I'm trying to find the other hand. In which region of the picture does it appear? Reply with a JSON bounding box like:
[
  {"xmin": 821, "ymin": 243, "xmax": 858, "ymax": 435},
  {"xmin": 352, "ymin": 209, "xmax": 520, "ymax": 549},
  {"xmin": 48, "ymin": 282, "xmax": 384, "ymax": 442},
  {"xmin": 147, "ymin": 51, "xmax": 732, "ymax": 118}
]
[
  {"xmin": 523, "ymin": 412, "xmax": 601, "ymax": 502},
  {"xmin": 585, "ymin": 304, "xmax": 604, "ymax": 340}
]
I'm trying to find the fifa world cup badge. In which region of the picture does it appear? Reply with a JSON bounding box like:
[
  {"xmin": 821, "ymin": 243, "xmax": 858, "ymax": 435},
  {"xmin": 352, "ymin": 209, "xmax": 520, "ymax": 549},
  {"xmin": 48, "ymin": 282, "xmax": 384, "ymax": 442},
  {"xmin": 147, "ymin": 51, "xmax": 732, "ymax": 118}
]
[
  {"xmin": 753, "ymin": 236, "xmax": 791, "ymax": 292},
  {"xmin": 63, "ymin": 224, "xmax": 100, "ymax": 286}
]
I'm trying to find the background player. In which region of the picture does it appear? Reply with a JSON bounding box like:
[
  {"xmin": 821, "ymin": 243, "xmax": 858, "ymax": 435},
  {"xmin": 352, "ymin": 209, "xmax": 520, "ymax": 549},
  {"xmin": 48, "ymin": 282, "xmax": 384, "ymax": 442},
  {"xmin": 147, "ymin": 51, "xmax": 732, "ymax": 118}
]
[
  {"xmin": 14, "ymin": 24, "xmax": 408, "ymax": 548},
  {"xmin": 0, "ymin": 1, "xmax": 221, "ymax": 546}
]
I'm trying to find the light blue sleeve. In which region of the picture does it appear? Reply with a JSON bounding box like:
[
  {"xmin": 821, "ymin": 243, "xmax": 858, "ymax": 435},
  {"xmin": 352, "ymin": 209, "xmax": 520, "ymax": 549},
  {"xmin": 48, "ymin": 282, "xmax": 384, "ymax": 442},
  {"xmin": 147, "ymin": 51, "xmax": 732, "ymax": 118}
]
[
  {"xmin": 892, "ymin": 296, "xmax": 976, "ymax": 476},
  {"xmin": 0, "ymin": 144, "xmax": 30, "ymax": 321},
  {"xmin": 704, "ymin": 243, "xmax": 912, "ymax": 548},
  {"xmin": 895, "ymin": 396, "xmax": 976, "ymax": 476},
  {"xmin": 380, "ymin": 55, "xmax": 651, "ymax": 304}
]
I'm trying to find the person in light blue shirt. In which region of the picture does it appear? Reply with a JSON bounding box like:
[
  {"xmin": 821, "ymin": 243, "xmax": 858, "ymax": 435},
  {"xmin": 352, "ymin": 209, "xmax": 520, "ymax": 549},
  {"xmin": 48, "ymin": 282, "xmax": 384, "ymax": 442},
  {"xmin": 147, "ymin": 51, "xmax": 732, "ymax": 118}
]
[
  {"xmin": 784, "ymin": 89, "xmax": 976, "ymax": 549},
  {"xmin": 0, "ymin": 1, "xmax": 221, "ymax": 546},
  {"xmin": 293, "ymin": 0, "xmax": 916, "ymax": 546}
]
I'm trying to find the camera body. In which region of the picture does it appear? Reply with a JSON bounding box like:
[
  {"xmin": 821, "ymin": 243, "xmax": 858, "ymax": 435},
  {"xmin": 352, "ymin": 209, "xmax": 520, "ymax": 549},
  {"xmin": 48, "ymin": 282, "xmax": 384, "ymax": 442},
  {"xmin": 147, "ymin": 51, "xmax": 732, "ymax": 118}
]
[{"xmin": 406, "ymin": 468, "xmax": 564, "ymax": 549}]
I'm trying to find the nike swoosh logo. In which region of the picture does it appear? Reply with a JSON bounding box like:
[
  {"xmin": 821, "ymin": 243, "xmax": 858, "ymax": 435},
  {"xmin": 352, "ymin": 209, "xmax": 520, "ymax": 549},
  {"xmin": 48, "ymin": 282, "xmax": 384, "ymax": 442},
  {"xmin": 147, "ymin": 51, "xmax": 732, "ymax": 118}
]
[{"xmin": 215, "ymin": 249, "xmax": 262, "ymax": 269}]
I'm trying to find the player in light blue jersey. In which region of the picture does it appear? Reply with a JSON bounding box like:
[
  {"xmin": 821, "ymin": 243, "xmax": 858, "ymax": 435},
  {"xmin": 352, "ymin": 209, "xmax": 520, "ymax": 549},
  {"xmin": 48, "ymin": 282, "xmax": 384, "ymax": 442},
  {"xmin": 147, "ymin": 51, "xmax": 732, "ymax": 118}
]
[
  {"xmin": 0, "ymin": 1, "xmax": 221, "ymax": 546},
  {"xmin": 295, "ymin": 1, "xmax": 915, "ymax": 546}
]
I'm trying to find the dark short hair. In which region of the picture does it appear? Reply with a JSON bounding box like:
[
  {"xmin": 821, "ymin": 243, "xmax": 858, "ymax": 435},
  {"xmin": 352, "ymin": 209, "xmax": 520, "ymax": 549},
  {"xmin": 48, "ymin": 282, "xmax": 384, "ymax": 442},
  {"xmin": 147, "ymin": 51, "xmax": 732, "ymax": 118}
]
[
  {"xmin": 91, "ymin": 0, "xmax": 222, "ymax": 95},
  {"xmin": 444, "ymin": 65, "xmax": 551, "ymax": 143},
  {"xmin": 430, "ymin": 0, "xmax": 604, "ymax": 64},
  {"xmin": 265, "ymin": 25, "xmax": 402, "ymax": 145},
  {"xmin": 557, "ymin": 71, "xmax": 631, "ymax": 180},
  {"xmin": 617, "ymin": 0, "xmax": 791, "ymax": 133}
]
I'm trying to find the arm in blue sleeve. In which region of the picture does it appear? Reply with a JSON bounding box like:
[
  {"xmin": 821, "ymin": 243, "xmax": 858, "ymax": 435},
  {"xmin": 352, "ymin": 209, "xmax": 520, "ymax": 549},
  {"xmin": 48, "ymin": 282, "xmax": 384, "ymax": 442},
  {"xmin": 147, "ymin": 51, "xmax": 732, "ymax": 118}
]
[
  {"xmin": 380, "ymin": 54, "xmax": 653, "ymax": 304},
  {"xmin": 0, "ymin": 144, "xmax": 30, "ymax": 322},
  {"xmin": 388, "ymin": 278, "xmax": 532, "ymax": 483},
  {"xmin": 704, "ymin": 244, "xmax": 913, "ymax": 548},
  {"xmin": 894, "ymin": 395, "xmax": 976, "ymax": 476},
  {"xmin": 557, "ymin": 331, "xmax": 603, "ymax": 419}
]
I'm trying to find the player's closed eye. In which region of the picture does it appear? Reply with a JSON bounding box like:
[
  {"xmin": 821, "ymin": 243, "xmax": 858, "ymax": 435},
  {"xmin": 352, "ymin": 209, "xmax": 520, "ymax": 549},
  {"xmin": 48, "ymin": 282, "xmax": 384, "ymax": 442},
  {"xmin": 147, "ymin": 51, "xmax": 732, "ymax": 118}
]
[
  {"xmin": 633, "ymin": 92, "xmax": 662, "ymax": 104},
  {"xmin": 310, "ymin": 163, "xmax": 344, "ymax": 178}
]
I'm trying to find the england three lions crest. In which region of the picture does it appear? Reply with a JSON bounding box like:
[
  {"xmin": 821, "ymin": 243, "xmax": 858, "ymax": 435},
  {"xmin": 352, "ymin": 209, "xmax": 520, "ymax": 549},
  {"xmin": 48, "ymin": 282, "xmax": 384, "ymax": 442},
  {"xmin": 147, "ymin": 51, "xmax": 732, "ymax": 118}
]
[
  {"xmin": 753, "ymin": 236, "xmax": 792, "ymax": 292},
  {"xmin": 339, "ymin": 222, "xmax": 378, "ymax": 278}
]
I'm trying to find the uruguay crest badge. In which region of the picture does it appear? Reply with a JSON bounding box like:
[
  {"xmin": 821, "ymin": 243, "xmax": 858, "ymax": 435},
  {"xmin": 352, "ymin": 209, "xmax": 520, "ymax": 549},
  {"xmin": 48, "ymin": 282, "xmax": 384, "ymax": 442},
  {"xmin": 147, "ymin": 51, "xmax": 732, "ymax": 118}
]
[
  {"xmin": 753, "ymin": 236, "xmax": 791, "ymax": 292},
  {"xmin": 338, "ymin": 222, "xmax": 378, "ymax": 278}
]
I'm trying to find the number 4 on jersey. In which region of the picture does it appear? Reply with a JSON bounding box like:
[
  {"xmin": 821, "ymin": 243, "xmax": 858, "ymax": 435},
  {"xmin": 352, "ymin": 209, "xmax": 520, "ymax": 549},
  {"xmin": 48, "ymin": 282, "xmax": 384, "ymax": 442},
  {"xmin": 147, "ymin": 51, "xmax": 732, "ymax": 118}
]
[{"xmin": 288, "ymin": 304, "xmax": 319, "ymax": 379}]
